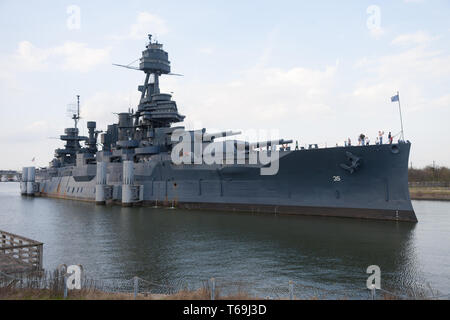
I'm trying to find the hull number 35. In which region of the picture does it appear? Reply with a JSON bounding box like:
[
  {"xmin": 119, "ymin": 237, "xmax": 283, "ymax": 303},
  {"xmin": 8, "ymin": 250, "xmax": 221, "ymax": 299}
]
[{"xmin": 333, "ymin": 176, "xmax": 341, "ymax": 182}]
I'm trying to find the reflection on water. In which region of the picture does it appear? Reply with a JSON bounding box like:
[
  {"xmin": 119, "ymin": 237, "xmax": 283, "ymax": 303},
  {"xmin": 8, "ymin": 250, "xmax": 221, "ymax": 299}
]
[{"xmin": 1, "ymin": 182, "xmax": 449, "ymax": 297}]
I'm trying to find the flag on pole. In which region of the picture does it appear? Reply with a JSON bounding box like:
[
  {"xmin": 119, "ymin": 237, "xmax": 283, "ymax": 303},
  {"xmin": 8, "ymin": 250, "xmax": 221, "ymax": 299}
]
[{"xmin": 391, "ymin": 94, "xmax": 399, "ymax": 102}]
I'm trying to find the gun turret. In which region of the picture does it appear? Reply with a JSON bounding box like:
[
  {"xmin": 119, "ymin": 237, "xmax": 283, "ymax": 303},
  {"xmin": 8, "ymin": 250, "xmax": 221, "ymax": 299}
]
[{"xmin": 203, "ymin": 131, "xmax": 242, "ymax": 142}]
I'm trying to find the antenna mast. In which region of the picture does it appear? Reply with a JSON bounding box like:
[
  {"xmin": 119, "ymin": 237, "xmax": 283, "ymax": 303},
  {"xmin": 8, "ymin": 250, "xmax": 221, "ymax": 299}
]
[{"xmin": 72, "ymin": 95, "xmax": 81, "ymax": 129}]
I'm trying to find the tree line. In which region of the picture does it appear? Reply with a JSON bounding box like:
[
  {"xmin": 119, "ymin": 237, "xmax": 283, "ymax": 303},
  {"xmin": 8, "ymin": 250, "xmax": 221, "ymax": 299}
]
[{"xmin": 409, "ymin": 165, "xmax": 450, "ymax": 182}]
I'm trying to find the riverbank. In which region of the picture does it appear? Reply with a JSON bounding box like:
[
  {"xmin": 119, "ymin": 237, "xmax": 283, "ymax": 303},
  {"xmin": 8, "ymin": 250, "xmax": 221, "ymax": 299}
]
[
  {"xmin": 409, "ymin": 187, "xmax": 450, "ymax": 201},
  {"xmin": 0, "ymin": 287, "xmax": 414, "ymax": 300},
  {"xmin": 0, "ymin": 287, "xmax": 256, "ymax": 300}
]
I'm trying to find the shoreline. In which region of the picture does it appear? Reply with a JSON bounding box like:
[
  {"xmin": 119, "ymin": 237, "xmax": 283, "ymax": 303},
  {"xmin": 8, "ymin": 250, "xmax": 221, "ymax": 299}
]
[
  {"xmin": 0, "ymin": 286, "xmax": 411, "ymax": 300},
  {"xmin": 409, "ymin": 187, "xmax": 450, "ymax": 201}
]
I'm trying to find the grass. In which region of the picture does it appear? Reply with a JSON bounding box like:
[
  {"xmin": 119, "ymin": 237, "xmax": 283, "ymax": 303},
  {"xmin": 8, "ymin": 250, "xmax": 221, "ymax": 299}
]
[
  {"xmin": 409, "ymin": 187, "xmax": 450, "ymax": 201},
  {"xmin": 3, "ymin": 286, "xmax": 443, "ymax": 300},
  {"xmin": 0, "ymin": 287, "xmax": 258, "ymax": 300},
  {"xmin": 2, "ymin": 285, "xmax": 444, "ymax": 300},
  {"xmin": 1, "ymin": 269, "xmax": 445, "ymax": 301},
  {"xmin": 0, "ymin": 271, "xmax": 258, "ymax": 300}
]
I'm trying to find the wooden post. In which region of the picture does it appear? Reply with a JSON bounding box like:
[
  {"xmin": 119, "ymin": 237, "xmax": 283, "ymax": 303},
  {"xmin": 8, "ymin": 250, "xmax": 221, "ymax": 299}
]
[
  {"xmin": 134, "ymin": 277, "xmax": 139, "ymax": 300},
  {"xmin": 38, "ymin": 244, "xmax": 43, "ymax": 270},
  {"xmin": 289, "ymin": 281, "xmax": 294, "ymax": 300},
  {"xmin": 371, "ymin": 286, "xmax": 376, "ymax": 300},
  {"xmin": 210, "ymin": 278, "xmax": 216, "ymax": 300},
  {"xmin": 64, "ymin": 274, "xmax": 68, "ymax": 299}
]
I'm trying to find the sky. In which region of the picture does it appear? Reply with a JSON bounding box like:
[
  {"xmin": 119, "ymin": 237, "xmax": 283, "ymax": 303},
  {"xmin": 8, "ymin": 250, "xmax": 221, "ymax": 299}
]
[{"xmin": 0, "ymin": 0, "xmax": 449, "ymax": 170}]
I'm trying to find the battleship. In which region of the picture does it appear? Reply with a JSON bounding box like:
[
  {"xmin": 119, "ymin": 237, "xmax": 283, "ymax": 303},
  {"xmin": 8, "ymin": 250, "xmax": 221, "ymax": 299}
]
[{"xmin": 20, "ymin": 35, "xmax": 417, "ymax": 222}]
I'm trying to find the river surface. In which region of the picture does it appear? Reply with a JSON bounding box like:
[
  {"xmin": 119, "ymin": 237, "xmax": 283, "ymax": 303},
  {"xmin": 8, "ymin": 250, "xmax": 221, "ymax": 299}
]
[{"xmin": 0, "ymin": 182, "xmax": 449, "ymax": 299}]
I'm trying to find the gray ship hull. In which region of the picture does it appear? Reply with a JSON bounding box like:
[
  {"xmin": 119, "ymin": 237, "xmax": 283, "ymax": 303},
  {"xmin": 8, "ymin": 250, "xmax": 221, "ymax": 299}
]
[{"xmin": 35, "ymin": 142, "xmax": 417, "ymax": 222}]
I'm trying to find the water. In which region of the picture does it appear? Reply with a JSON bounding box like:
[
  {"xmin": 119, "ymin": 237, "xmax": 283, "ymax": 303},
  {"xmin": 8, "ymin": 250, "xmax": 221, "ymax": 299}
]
[{"xmin": 1, "ymin": 182, "xmax": 449, "ymax": 298}]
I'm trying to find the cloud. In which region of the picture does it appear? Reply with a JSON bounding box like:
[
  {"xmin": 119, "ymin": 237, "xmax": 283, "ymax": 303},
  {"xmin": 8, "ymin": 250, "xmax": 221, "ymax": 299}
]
[
  {"xmin": 10, "ymin": 41, "xmax": 111, "ymax": 73},
  {"xmin": 197, "ymin": 47, "xmax": 214, "ymax": 55},
  {"xmin": 0, "ymin": 119, "xmax": 58, "ymax": 144},
  {"xmin": 0, "ymin": 119, "xmax": 59, "ymax": 169},
  {"xmin": 81, "ymin": 90, "xmax": 141, "ymax": 131},
  {"xmin": 369, "ymin": 27, "xmax": 386, "ymax": 39},
  {"xmin": 129, "ymin": 12, "xmax": 169, "ymax": 40},
  {"xmin": 25, "ymin": 121, "xmax": 49, "ymax": 131},
  {"xmin": 108, "ymin": 12, "xmax": 169, "ymax": 42},
  {"xmin": 14, "ymin": 41, "xmax": 50, "ymax": 71},
  {"xmin": 391, "ymin": 31, "xmax": 439, "ymax": 46},
  {"xmin": 159, "ymin": 61, "xmax": 338, "ymax": 136},
  {"xmin": 52, "ymin": 42, "xmax": 111, "ymax": 72},
  {"xmin": 431, "ymin": 93, "xmax": 450, "ymax": 110},
  {"xmin": 350, "ymin": 30, "xmax": 450, "ymax": 155},
  {"xmin": 354, "ymin": 46, "xmax": 450, "ymax": 85}
]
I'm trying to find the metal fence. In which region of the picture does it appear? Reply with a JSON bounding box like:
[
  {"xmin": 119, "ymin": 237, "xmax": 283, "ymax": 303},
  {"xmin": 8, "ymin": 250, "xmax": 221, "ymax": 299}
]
[{"xmin": 1, "ymin": 270, "xmax": 449, "ymax": 300}]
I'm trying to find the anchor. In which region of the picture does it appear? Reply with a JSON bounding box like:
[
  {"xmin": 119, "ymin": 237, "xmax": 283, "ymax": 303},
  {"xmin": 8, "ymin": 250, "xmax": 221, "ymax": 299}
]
[{"xmin": 340, "ymin": 152, "xmax": 361, "ymax": 174}]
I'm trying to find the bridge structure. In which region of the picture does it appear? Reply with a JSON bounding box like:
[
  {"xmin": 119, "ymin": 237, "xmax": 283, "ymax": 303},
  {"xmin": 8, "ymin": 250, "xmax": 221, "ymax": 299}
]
[{"xmin": 0, "ymin": 170, "xmax": 21, "ymax": 182}]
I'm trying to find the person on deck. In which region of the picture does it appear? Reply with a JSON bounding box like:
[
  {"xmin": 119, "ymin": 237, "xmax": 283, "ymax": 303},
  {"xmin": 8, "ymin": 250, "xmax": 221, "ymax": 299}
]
[
  {"xmin": 378, "ymin": 131, "xmax": 384, "ymax": 144},
  {"xmin": 359, "ymin": 134, "xmax": 365, "ymax": 146}
]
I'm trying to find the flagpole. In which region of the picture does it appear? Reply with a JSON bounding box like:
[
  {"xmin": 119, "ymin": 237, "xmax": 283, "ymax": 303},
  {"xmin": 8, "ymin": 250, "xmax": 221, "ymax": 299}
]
[{"xmin": 397, "ymin": 91, "xmax": 405, "ymax": 141}]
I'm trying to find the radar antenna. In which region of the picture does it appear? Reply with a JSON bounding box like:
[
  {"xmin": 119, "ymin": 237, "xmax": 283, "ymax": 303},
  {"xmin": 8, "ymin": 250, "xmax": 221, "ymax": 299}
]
[
  {"xmin": 112, "ymin": 63, "xmax": 184, "ymax": 76},
  {"xmin": 69, "ymin": 95, "xmax": 81, "ymax": 129}
]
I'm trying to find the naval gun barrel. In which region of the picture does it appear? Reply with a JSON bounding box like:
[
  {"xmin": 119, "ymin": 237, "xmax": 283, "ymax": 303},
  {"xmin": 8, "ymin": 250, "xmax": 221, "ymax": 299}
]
[
  {"xmin": 248, "ymin": 139, "xmax": 293, "ymax": 149},
  {"xmin": 203, "ymin": 131, "xmax": 242, "ymax": 142}
]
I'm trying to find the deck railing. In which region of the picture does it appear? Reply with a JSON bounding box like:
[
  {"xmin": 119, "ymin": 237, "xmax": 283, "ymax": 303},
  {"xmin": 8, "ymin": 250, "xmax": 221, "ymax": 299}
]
[{"xmin": 0, "ymin": 230, "xmax": 43, "ymax": 272}]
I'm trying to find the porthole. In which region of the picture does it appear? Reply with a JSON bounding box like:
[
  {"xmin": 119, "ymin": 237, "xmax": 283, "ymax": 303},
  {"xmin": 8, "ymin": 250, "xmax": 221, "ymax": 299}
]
[{"xmin": 391, "ymin": 145, "xmax": 399, "ymax": 154}]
